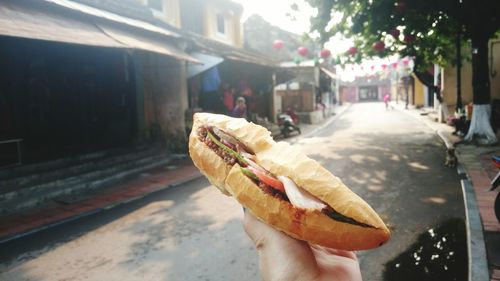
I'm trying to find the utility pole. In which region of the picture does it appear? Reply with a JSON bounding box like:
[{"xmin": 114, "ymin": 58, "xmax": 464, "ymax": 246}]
[{"xmin": 456, "ymin": 31, "xmax": 463, "ymax": 111}]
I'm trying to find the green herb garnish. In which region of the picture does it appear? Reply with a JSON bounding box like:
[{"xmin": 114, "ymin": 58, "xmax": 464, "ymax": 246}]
[
  {"xmin": 240, "ymin": 167, "xmax": 259, "ymax": 181},
  {"xmin": 207, "ymin": 131, "xmax": 248, "ymax": 165}
]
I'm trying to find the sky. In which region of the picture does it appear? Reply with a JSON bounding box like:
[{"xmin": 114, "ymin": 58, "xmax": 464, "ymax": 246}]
[{"xmin": 234, "ymin": 0, "xmax": 315, "ymax": 35}]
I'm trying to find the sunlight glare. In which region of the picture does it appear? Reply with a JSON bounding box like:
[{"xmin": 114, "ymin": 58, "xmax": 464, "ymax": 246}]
[{"xmin": 235, "ymin": 0, "xmax": 316, "ymax": 35}]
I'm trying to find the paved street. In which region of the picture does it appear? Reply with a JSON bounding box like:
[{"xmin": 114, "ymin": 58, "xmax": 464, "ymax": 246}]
[
  {"xmin": 294, "ymin": 103, "xmax": 467, "ymax": 280},
  {"xmin": 0, "ymin": 103, "xmax": 467, "ymax": 281}
]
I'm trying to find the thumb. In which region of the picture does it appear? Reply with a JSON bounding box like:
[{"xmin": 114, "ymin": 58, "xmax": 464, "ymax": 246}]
[{"xmin": 243, "ymin": 211, "xmax": 318, "ymax": 281}]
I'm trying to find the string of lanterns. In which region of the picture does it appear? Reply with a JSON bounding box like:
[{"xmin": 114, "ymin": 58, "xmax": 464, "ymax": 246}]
[
  {"xmin": 339, "ymin": 57, "xmax": 412, "ymax": 79},
  {"xmin": 271, "ymin": 34, "xmax": 413, "ymax": 79},
  {"xmin": 272, "ymin": 39, "xmax": 331, "ymax": 59}
]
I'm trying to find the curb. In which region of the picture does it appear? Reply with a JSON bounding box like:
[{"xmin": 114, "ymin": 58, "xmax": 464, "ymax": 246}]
[
  {"xmin": 392, "ymin": 103, "xmax": 490, "ymax": 281},
  {"xmin": 0, "ymin": 170, "xmax": 203, "ymax": 244},
  {"xmin": 461, "ymin": 179, "xmax": 490, "ymax": 281}
]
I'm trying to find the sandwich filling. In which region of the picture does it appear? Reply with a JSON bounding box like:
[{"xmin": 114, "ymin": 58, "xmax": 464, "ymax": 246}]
[{"xmin": 198, "ymin": 125, "xmax": 375, "ymax": 228}]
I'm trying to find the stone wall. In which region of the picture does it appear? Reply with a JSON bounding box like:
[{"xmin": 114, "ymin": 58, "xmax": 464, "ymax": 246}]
[{"xmin": 140, "ymin": 52, "xmax": 189, "ymax": 151}]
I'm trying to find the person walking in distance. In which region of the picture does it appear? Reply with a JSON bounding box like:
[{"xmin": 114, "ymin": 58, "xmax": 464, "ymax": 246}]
[
  {"xmin": 384, "ymin": 93, "xmax": 391, "ymax": 110},
  {"xmin": 231, "ymin": 97, "xmax": 247, "ymax": 119}
]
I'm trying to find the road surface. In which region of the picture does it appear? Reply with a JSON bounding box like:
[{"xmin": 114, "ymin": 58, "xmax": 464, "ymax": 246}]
[{"xmin": 0, "ymin": 103, "xmax": 467, "ymax": 281}]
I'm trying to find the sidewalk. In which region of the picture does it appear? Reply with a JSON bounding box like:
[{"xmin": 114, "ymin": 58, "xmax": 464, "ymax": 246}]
[
  {"xmin": 391, "ymin": 102, "xmax": 500, "ymax": 281},
  {"xmin": 0, "ymin": 105, "xmax": 349, "ymax": 244},
  {"xmin": 0, "ymin": 157, "xmax": 201, "ymax": 243}
]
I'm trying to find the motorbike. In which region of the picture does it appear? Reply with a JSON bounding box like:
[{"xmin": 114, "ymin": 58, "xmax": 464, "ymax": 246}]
[
  {"xmin": 277, "ymin": 112, "xmax": 301, "ymax": 138},
  {"xmin": 489, "ymin": 156, "xmax": 500, "ymax": 222}
]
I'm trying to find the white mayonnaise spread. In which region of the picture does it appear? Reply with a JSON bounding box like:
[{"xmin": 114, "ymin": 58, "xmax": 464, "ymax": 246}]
[{"xmin": 277, "ymin": 176, "xmax": 326, "ymax": 210}]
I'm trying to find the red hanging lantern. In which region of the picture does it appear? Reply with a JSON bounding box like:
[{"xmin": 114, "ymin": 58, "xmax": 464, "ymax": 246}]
[
  {"xmin": 272, "ymin": 40, "xmax": 284, "ymax": 50},
  {"xmin": 392, "ymin": 62, "xmax": 398, "ymax": 68},
  {"xmin": 403, "ymin": 34, "xmax": 415, "ymax": 43},
  {"xmin": 297, "ymin": 46, "xmax": 309, "ymax": 57},
  {"xmin": 402, "ymin": 58, "xmax": 409, "ymax": 66},
  {"xmin": 372, "ymin": 41, "xmax": 385, "ymax": 52},
  {"xmin": 347, "ymin": 46, "xmax": 357, "ymax": 56},
  {"xmin": 370, "ymin": 65, "xmax": 375, "ymax": 71},
  {"xmin": 381, "ymin": 64, "xmax": 388, "ymax": 70},
  {"xmin": 320, "ymin": 48, "xmax": 331, "ymax": 58},
  {"xmin": 390, "ymin": 28, "xmax": 400, "ymax": 39}
]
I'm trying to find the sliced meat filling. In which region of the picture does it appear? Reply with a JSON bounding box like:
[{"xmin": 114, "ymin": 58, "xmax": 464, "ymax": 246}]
[
  {"xmin": 198, "ymin": 126, "xmax": 237, "ymax": 166},
  {"xmin": 197, "ymin": 125, "xmax": 375, "ymax": 228},
  {"xmin": 245, "ymin": 175, "xmax": 289, "ymax": 201}
]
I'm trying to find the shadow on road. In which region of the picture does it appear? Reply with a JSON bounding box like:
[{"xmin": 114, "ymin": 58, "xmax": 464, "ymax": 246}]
[
  {"xmin": 383, "ymin": 218, "xmax": 467, "ymax": 281},
  {"xmin": 115, "ymin": 180, "xmax": 258, "ymax": 280},
  {"xmin": 297, "ymin": 128, "xmax": 466, "ymax": 280},
  {"xmin": 306, "ymin": 132, "xmax": 463, "ymax": 215},
  {"xmin": 0, "ymin": 176, "xmax": 259, "ymax": 280}
]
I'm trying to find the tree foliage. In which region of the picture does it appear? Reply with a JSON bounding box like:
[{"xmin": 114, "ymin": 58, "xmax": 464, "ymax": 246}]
[
  {"xmin": 307, "ymin": 0, "xmax": 500, "ymax": 142},
  {"xmin": 306, "ymin": 0, "xmax": 500, "ymax": 72}
]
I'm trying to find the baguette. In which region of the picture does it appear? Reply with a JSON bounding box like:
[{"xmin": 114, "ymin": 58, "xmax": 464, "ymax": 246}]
[{"xmin": 189, "ymin": 113, "xmax": 390, "ymax": 250}]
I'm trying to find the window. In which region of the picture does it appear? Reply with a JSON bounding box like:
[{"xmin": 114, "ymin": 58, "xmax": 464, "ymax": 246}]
[
  {"xmin": 147, "ymin": 0, "xmax": 164, "ymax": 13},
  {"xmin": 216, "ymin": 13, "xmax": 226, "ymax": 35}
]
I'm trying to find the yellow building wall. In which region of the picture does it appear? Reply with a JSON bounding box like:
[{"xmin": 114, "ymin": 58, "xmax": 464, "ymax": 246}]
[
  {"xmin": 203, "ymin": 1, "xmax": 242, "ymax": 47},
  {"xmin": 139, "ymin": 0, "xmax": 181, "ymax": 27},
  {"xmin": 140, "ymin": 0, "xmax": 243, "ymax": 47},
  {"xmin": 443, "ymin": 40, "xmax": 500, "ymax": 110},
  {"xmin": 232, "ymin": 11, "xmax": 243, "ymax": 47},
  {"xmin": 164, "ymin": 0, "xmax": 181, "ymax": 27},
  {"xmin": 491, "ymin": 40, "xmax": 500, "ymax": 101},
  {"xmin": 412, "ymin": 73, "xmax": 425, "ymax": 106},
  {"xmin": 443, "ymin": 59, "xmax": 473, "ymax": 110}
]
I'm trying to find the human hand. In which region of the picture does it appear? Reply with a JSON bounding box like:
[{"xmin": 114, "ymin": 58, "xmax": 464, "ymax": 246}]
[{"xmin": 243, "ymin": 211, "xmax": 362, "ymax": 281}]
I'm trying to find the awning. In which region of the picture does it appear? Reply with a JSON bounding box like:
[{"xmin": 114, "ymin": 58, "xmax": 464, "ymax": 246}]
[
  {"xmin": 275, "ymin": 69, "xmax": 295, "ymax": 85},
  {"xmin": 320, "ymin": 67, "xmax": 338, "ymax": 80},
  {"xmin": 42, "ymin": 0, "xmax": 181, "ymax": 38},
  {"xmin": 99, "ymin": 24, "xmax": 200, "ymax": 63},
  {"xmin": 276, "ymin": 68, "xmax": 315, "ymax": 85},
  {"xmin": 186, "ymin": 31, "xmax": 278, "ymax": 67},
  {"xmin": 0, "ymin": 1, "xmax": 200, "ymax": 63},
  {"xmin": 187, "ymin": 52, "xmax": 224, "ymax": 78}
]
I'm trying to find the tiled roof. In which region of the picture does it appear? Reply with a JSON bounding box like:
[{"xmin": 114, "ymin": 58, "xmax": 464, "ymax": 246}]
[
  {"xmin": 43, "ymin": 0, "xmax": 180, "ymax": 38},
  {"xmin": 183, "ymin": 31, "xmax": 278, "ymax": 67},
  {"xmin": 149, "ymin": 16, "xmax": 278, "ymax": 67},
  {"xmin": 66, "ymin": 0, "xmax": 274, "ymax": 66},
  {"xmin": 71, "ymin": 0, "xmax": 155, "ymax": 23}
]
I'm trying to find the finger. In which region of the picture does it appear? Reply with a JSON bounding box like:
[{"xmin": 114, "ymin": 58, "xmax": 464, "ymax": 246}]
[
  {"xmin": 310, "ymin": 244, "xmax": 358, "ymax": 260},
  {"xmin": 243, "ymin": 211, "xmax": 318, "ymax": 281},
  {"xmin": 310, "ymin": 245, "xmax": 363, "ymax": 281}
]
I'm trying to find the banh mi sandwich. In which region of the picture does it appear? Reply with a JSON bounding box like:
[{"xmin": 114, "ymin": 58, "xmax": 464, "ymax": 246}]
[{"xmin": 189, "ymin": 113, "xmax": 390, "ymax": 250}]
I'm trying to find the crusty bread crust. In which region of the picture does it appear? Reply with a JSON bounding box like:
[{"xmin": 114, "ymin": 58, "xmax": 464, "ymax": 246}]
[
  {"xmin": 225, "ymin": 164, "xmax": 389, "ymax": 250},
  {"xmin": 256, "ymin": 142, "xmax": 387, "ymax": 230},
  {"xmin": 189, "ymin": 113, "xmax": 273, "ymax": 195},
  {"xmin": 188, "ymin": 113, "xmax": 390, "ymax": 250},
  {"xmin": 192, "ymin": 113, "xmax": 273, "ymax": 153}
]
